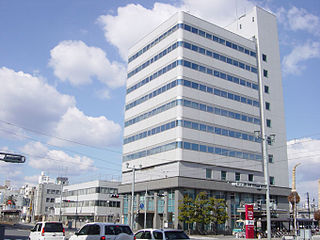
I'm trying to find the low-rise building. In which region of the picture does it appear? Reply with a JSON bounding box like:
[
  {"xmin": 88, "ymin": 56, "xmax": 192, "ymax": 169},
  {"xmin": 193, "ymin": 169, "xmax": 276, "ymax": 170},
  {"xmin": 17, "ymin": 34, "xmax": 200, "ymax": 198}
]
[
  {"xmin": 55, "ymin": 180, "xmax": 122, "ymax": 227},
  {"xmin": 33, "ymin": 172, "xmax": 68, "ymax": 221}
]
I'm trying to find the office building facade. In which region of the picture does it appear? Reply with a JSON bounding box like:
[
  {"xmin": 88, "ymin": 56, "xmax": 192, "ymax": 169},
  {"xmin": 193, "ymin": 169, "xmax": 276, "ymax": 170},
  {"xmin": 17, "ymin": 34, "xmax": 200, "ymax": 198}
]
[
  {"xmin": 55, "ymin": 180, "xmax": 122, "ymax": 228},
  {"xmin": 120, "ymin": 7, "xmax": 290, "ymax": 230}
]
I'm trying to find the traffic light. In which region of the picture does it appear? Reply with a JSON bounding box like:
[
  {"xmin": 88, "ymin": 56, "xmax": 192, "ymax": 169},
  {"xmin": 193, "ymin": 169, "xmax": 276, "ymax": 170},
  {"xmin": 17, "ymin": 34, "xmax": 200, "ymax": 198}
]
[
  {"xmin": 111, "ymin": 194, "xmax": 119, "ymax": 198},
  {"xmin": 0, "ymin": 152, "xmax": 26, "ymax": 163}
]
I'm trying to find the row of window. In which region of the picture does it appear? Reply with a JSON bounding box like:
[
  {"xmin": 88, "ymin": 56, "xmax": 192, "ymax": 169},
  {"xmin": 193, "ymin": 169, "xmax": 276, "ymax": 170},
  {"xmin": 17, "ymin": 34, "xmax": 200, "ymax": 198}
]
[
  {"xmin": 206, "ymin": 170, "xmax": 274, "ymax": 184},
  {"xmin": 123, "ymin": 140, "xmax": 262, "ymax": 162},
  {"xmin": 180, "ymin": 23, "xmax": 256, "ymax": 58},
  {"xmin": 127, "ymin": 60, "xmax": 178, "ymax": 94},
  {"xmin": 127, "ymin": 40, "xmax": 257, "ymax": 78},
  {"xmin": 124, "ymin": 98, "xmax": 260, "ymax": 128},
  {"xmin": 57, "ymin": 200, "xmax": 120, "ymax": 208},
  {"xmin": 128, "ymin": 24, "xmax": 179, "ymax": 63},
  {"xmin": 124, "ymin": 119, "xmax": 260, "ymax": 145},
  {"xmin": 181, "ymin": 76, "xmax": 259, "ymax": 107},
  {"xmin": 128, "ymin": 41, "xmax": 179, "ymax": 78},
  {"xmin": 45, "ymin": 198, "xmax": 55, "ymax": 203},
  {"xmin": 64, "ymin": 187, "xmax": 118, "ymax": 197},
  {"xmin": 46, "ymin": 189, "xmax": 60, "ymax": 195},
  {"xmin": 123, "ymin": 141, "xmax": 177, "ymax": 161},
  {"xmin": 180, "ymin": 59, "xmax": 259, "ymax": 97},
  {"xmin": 128, "ymin": 23, "xmax": 256, "ymax": 63},
  {"xmin": 127, "ymin": 57, "xmax": 258, "ymax": 95},
  {"xmin": 126, "ymin": 77, "xmax": 258, "ymax": 111},
  {"xmin": 206, "ymin": 169, "xmax": 254, "ymax": 182},
  {"xmin": 182, "ymin": 41, "xmax": 257, "ymax": 73}
]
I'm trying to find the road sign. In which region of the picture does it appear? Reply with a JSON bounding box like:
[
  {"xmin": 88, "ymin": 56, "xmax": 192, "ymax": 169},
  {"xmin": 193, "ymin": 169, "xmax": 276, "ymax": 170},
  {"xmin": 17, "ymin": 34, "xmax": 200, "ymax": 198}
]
[
  {"xmin": 0, "ymin": 152, "xmax": 26, "ymax": 163},
  {"xmin": 245, "ymin": 204, "xmax": 254, "ymax": 239},
  {"xmin": 139, "ymin": 203, "xmax": 144, "ymax": 209}
]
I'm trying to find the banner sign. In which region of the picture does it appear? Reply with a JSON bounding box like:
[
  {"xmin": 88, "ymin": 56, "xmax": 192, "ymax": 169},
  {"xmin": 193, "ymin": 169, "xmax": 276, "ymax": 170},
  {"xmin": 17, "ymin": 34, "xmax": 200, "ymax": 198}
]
[{"xmin": 245, "ymin": 204, "xmax": 254, "ymax": 238}]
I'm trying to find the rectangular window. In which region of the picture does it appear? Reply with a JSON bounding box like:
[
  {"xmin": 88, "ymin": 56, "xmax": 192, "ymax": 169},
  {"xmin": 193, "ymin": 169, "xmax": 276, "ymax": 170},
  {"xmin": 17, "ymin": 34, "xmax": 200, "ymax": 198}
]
[
  {"xmin": 265, "ymin": 102, "xmax": 270, "ymax": 110},
  {"xmin": 263, "ymin": 69, "xmax": 268, "ymax": 77},
  {"xmin": 268, "ymin": 154, "xmax": 273, "ymax": 163},
  {"xmin": 206, "ymin": 169, "xmax": 212, "ymax": 179},
  {"xmin": 262, "ymin": 54, "xmax": 267, "ymax": 62},
  {"xmin": 235, "ymin": 172, "xmax": 241, "ymax": 181},
  {"xmin": 266, "ymin": 119, "xmax": 271, "ymax": 128},
  {"xmin": 269, "ymin": 176, "xmax": 275, "ymax": 185},
  {"xmin": 221, "ymin": 171, "xmax": 226, "ymax": 181},
  {"xmin": 264, "ymin": 85, "xmax": 269, "ymax": 93},
  {"xmin": 248, "ymin": 174, "xmax": 253, "ymax": 182}
]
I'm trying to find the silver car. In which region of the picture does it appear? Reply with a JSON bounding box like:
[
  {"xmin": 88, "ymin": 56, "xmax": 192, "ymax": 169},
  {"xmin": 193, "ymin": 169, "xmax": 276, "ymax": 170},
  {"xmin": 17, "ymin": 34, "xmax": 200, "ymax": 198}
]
[
  {"xmin": 134, "ymin": 229, "xmax": 189, "ymax": 240},
  {"xmin": 69, "ymin": 223, "xmax": 134, "ymax": 240}
]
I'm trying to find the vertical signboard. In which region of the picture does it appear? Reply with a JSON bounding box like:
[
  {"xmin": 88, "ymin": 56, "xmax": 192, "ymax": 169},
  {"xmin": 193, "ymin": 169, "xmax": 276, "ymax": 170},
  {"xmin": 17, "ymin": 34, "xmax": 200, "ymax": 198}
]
[{"xmin": 245, "ymin": 204, "xmax": 254, "ymax": 238}]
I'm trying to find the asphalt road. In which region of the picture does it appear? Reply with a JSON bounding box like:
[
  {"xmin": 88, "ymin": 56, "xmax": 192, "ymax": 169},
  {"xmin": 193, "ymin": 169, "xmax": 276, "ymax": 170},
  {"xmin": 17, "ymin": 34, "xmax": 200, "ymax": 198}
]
[{"xmin": 3, "ymin": 224, "xmax": 30, "ymax": 240}]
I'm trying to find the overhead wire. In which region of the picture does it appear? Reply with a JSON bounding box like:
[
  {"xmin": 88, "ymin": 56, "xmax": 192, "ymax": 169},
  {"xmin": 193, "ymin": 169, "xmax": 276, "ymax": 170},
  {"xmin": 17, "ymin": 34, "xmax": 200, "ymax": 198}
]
[{"xmin": 0, "ymin": 118, "xmax": 320, "ymax": 176}]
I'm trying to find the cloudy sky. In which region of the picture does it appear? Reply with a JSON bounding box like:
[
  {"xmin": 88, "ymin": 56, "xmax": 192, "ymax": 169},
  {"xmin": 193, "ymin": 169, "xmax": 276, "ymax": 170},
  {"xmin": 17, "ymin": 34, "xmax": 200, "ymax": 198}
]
[{"xmin": 0, "ymin": 0, "xmax": 319, "ymax": 205}]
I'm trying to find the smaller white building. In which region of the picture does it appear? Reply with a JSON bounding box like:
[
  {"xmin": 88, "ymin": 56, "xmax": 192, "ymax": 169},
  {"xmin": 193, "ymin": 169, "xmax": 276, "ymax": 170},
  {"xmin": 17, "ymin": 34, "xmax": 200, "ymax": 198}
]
[
  {"xmin": 55, "ymin": 180, "xmax": 122, "ymax": 226},
  {"xmin": 33, "ymin": 172, "xmax": 66, "ymax": 221}
]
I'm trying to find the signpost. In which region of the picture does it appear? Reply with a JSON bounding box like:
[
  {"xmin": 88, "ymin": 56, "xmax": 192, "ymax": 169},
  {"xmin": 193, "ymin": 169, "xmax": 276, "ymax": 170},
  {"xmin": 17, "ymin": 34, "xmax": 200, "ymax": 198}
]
[
  {"xmin": 0, "ymin": 152, "xmax": 26, "ymax": 163},
  {"xmin": 245, "ymin": 204, "xmax": 255, "ymax": 239}
]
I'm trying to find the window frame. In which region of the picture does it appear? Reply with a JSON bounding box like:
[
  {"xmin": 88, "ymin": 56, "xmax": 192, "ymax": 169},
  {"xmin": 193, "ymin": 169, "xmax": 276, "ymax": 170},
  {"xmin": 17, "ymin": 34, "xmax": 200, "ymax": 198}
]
[{"xmin": 235, "ymin": 172, "xmax": 241, "ymax": 181}]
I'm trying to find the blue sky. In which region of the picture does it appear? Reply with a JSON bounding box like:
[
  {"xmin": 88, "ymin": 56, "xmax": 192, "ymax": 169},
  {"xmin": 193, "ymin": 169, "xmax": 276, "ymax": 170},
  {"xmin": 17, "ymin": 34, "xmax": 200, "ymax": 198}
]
[{"xmin": 0, "ymin": 0, "xmax": 319, "ymax": 205}]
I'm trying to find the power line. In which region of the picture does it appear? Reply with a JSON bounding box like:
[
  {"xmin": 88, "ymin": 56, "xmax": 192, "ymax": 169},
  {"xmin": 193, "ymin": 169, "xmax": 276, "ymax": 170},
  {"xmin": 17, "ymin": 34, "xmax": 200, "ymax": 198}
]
[
  {"xmin": 0, "ymin": 127, "xmax": 122, "ymax": 167},
  {"xmin": 0, "ymin": 119, "xmax": 122, "ymax": 154}
]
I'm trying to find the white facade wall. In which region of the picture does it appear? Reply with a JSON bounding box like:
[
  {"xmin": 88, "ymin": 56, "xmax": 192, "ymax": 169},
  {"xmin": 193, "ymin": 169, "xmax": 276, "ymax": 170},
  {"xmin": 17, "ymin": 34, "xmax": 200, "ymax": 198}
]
[
  {"xmin": 55, "ymin": 180, "xmax": 121, "ymax": 220},
  {"xmin": 34, "ymin": 182, "xmax": 61, "ymax": 218},
  {"xmin": 226, "ymin": 7, "xmax": 289, "ymax": 187},
  {"xmin": 122, "ymin": 10, "xmax": 288, "ymax": 188}
]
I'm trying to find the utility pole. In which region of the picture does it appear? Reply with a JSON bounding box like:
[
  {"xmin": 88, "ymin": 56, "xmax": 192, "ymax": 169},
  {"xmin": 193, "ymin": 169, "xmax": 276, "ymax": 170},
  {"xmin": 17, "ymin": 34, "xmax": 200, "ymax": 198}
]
[
  {"xmin": 59, "ymin": 183, "xmax": 63, "ymax": 222},
  {"xmin": 144, "ymin": 188, "xmax": 147, "ymax": 229},
  {"xmin": 254, "ymin": 36, "xmax": 274, "ymax": 240},
  {"xmin": 75, "ymin": 191, "xmax": 78, "ymax": 229},
  {"xmin": 126, "ymin": 164, "xmax": 142, "ymax": 229},
  {"xmin": 306, "ymin": 192, "xmax": 310, "ymax": 219}
]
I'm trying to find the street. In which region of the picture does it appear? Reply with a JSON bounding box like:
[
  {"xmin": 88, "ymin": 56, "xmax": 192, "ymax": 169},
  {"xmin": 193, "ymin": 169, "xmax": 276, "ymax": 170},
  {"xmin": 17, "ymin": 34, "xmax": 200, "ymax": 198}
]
[{"xmin": 2, "ymin": 223, "xmax": 320, "ymax": 240}]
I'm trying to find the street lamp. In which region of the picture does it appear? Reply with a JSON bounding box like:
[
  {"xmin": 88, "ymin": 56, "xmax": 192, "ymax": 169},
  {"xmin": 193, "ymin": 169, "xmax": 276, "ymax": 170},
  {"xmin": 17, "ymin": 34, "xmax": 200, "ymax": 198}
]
[{"xmin": 126, "ymin": 163, "xmax": 142, "ymax": 229}]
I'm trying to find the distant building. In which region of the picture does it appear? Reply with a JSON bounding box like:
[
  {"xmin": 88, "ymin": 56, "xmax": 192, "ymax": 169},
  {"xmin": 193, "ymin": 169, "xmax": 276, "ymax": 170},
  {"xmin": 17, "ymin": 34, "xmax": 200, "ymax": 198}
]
[
  {"xmin": 33, "ymin": 172, "xmax": 68, "ymax": 221},
  {"xmin": 55, "ymin": 180, "xmax": 121, "ymax": 228}
]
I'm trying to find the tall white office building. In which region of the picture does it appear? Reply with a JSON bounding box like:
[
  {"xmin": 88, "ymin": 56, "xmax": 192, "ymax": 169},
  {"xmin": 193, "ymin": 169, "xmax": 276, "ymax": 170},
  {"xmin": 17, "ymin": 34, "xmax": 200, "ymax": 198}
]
[{"xmin": 120, "ymin": 7, "xmax": 290, "ymax": 230}]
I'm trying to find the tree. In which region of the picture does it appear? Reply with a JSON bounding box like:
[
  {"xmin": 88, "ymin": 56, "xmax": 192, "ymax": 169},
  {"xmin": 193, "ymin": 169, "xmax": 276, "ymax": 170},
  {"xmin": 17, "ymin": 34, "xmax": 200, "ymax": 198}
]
[
  {"xmin": 207, "ymin": 197, "xmax": 228, "ymax": 234},
  {"xmin": 178, "ymin": 194, "xmax": 194, "ymax": 233},
  {"xmin": 178, "ymin": 192, "xmax": 228, "ymax": 234}
]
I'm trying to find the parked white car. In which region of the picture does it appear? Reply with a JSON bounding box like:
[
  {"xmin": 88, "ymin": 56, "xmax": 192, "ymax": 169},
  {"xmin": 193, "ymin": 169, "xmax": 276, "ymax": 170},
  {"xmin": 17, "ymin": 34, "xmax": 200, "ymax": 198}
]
[
  {"xmin": 29, "ymin": 221, "xmax": 65, "ymax": 240},
  {"xmin": 69, "ymin": 223, "xmax": 134, "ymax": 240},
  {"xmin": 134, "ymin": 229, "xmax": 189, "ymax": 240}
]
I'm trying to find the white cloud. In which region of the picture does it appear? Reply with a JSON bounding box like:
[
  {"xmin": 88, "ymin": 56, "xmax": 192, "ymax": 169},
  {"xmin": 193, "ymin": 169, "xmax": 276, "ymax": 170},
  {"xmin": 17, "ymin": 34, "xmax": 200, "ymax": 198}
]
[
  {"xmin": 96, "ymin": 88, "xmax": 111, "ymax": 100},
  {"xmin": 97, "ymin": 0, "xmax": 254, "ymax": 60},
  {"xmin": 24, "ymin": 175, "xmax": 39, "ymax": 185},
  {"xmin": 282, "ymin": 41, "xmax": 320, "ymax": 75},
  {"xmin": 49, "ymin": 107, "xmax": 122, "ymax": 148},
  {"xmin": 277, "ymin": 6, "xmax": 320, "ymax": 36},
  {"xmin": 49, "ymin": 40, "xmax": 126, "ymax": 87},
  {"xmin": 0, "ymin": 67, "xmax": 122, "ymax": 148},
  {"xmin": 22, "ymin": 141, "xmax": 96, "ymax": 174},
  {"xmin": 287, "ymin": 138, "xmax": 320, "ymax": 204},
  {"xmin": 0, "ymin": 67, "xmax": 75, "ymax": 132}
]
